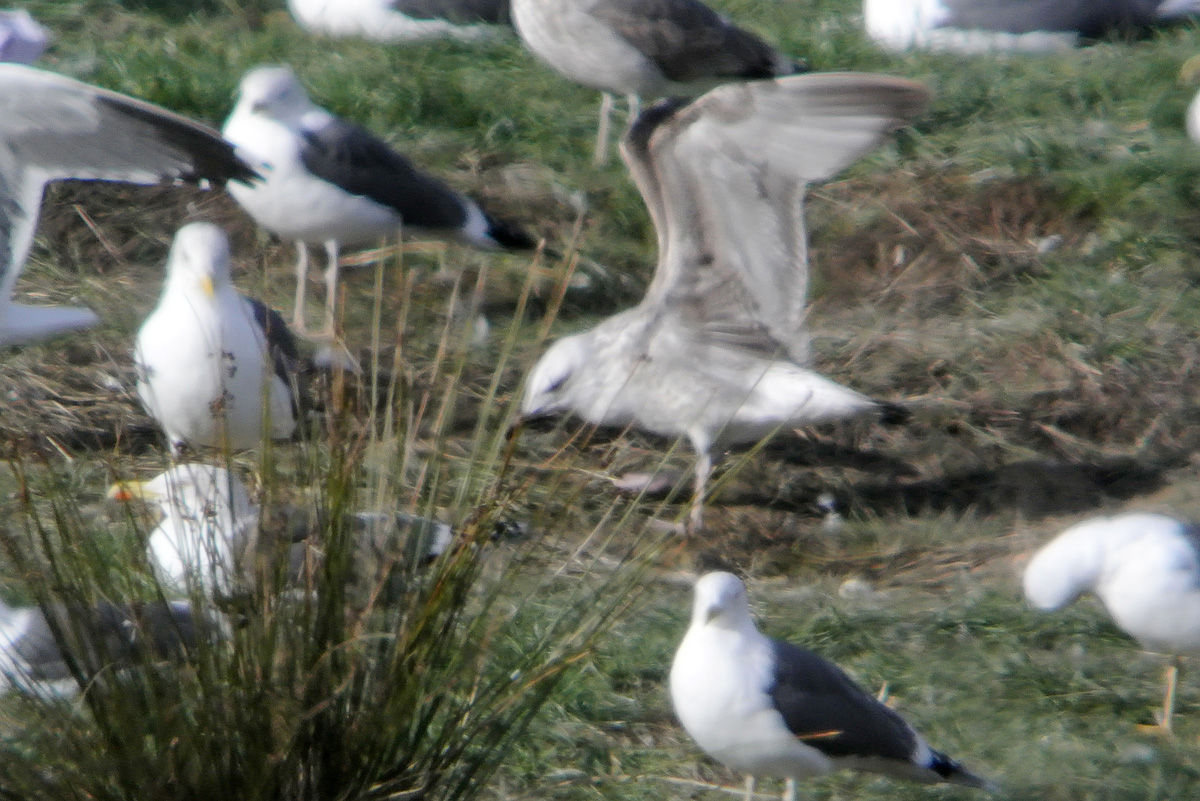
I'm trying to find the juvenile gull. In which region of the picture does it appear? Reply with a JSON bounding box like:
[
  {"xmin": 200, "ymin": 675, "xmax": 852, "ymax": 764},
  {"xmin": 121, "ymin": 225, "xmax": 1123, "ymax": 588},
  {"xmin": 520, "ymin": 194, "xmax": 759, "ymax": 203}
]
[
  {"xmin": 222, "ymin": 65, "xmax": 536, "ymax": 336},
  {"xmin": 135, "ymin": 222, "xmax": 299, "ymax": 453},
  {"xmin": 671, "ymin": 572, "xmax": 990, "ymax": 800},
  {"xmin": 519, "ymin": 73, "xmax": 928, "ymax": 532},
  {"xmin": 864, "ymin": 0, "xmax": 1200, "ymax": 53},
  {"xmin": 1024, "ymin": 512, "xmax": 1200, "ymax": 732},
  {"xmin": 511, "ymin": 0, "xmax": 807, "ymax": 164},
  {"xmin": 287, "ymin": 0, "xmax": 511, "ymax": 42},
  {"xmin": 0, "ymin": 64, "xmax": 257, "ymax": 347},
  {"xmin": 0, "ymin": 597, "xmax": 216, "ymax": 696}
]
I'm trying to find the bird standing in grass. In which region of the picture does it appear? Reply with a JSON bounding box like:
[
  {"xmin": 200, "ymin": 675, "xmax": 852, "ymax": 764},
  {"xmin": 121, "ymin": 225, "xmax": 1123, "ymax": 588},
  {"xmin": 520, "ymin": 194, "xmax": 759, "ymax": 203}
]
[
  {"xmin": 864, "ymin": 0, "xmax": 1200, "ymax": 53},
  {"xmin": 518, "ymin": 73, "xmax": 926, "ymax": 533},
  {"xmin": 222, "ymin": 65, "xmax": 536, "ymax": 337},
  {"xmin": 135, "ymin": 222, "xmax": 299, "ymax": 454},
  {"xmin": 0, "ymin": 597, "xmax": 217, "ymax": 697},
  {"xmin": 670, "ymin": 572, "xmax": 991, "ymax": 801},
  {"xmin": 1023, "ymin": 512, "xmax": 1200, "ymax": 732},
  {"xmin": 510, "ymin": 0, "xmax": 808, "ymax": 164},
  {"xmin": 287, "ymin": 0, "xmax": 512, "ymax": 43}
]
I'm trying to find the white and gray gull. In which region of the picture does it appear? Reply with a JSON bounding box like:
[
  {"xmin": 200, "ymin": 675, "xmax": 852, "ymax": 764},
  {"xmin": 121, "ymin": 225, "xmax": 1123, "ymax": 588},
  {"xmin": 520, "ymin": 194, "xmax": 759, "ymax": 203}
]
[
  {"xmin": 0, "ymin": 596, "xmax": 218, "ymax": 696},
  {"xmin": 221, "ymin": 65, "xmax": 536, "ymax": 336},
  {"xmin": 1024, "ymin": 512, "xmax": 1200, "ymax": 732},
  {"xmin": 134, "ymin": 222, "xmax": 300, "ymax": 454},
  {"xmin": 511, "ymin": 0, "xmax": 808, "ymax": 164},
  {"xmin": 287, "ymin": 0, "xmax": 511, "ymax": 43},
  {"xmin": 0, "ymin": 64, "xmax": 257, "ymax": 346},
  {"xmin": 864, "ymin": 0, "xmax": 1200, "ymax": 53},
  {"xmin": 518, "ymin": 73, "xmax": 927, "ymax": 532},
  {"xmin": 671, "ymin": 572, "xmax": 991, "ymax": 800}
]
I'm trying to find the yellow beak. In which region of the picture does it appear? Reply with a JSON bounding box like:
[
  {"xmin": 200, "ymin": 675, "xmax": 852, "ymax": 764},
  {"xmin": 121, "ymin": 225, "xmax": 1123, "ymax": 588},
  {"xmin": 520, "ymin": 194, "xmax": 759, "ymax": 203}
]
[{"xmin": 200, "ymin": 275, "xmax": 215, "ymax": 298}]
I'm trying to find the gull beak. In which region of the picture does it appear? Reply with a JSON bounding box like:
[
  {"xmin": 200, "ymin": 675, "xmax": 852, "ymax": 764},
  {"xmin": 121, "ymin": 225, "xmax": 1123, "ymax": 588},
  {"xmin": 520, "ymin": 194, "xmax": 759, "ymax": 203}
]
[{"xmin": 199, "ymin": 276, "xmax": 215, "ymax": 298}]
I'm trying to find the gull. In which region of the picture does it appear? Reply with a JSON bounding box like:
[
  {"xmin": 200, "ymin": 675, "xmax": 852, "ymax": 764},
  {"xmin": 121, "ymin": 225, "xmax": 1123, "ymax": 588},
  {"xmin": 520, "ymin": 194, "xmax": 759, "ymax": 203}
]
[
  {"xmin": 287, "ymin": 0, "xmax": 511, "ymax": 43},
  {"xmin": 510, "ymin": 0, "xmax": 808, "ymax": 165},
  {"xmin": 109, "ymin": 462, "xmax": 509, "ymax": 603},
  {"xmin": 864, "ymin": 0, "xmax": 1200, "ymax": 53},
  {"xmin": 519, "ymin": 73, "xmax": 929, "ymax": 532},
  {"xmin": 670, "ymin": 572, "xmax": 991, "ymax": 801},
  {"xmin": 135, "ymin": 222, "xmax": 300, "ymax": 454},
  {"xmin": 221, "ymin": 65, "xmax": 536, "ymax": 337},
  {"xmin": 0, "ymin": 597, "xmax": 217, "ymax": 696},
  {"xmin": 1023, "ymin": 512, "xmax": 1200, "ymax": 732},
  {"xmin": 0, "ymin": 64, "xmax": 257, "ymax": 347}
]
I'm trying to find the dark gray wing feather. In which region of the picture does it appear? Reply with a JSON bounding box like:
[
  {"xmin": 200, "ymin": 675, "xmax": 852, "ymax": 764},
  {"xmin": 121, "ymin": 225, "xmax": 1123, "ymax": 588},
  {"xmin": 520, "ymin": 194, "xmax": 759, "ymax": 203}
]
[
  {"xmin": 589, "ymin": 0, "xmax": 794, "ymax": 82},
  {"xmin": 768, "ymin": 639, "xmax": 917, "ymax": 762},
  {"xmin": 298, "ymin": 118, "xmax": 469, "ymax": 231},
  {"xmin": 390, "ymin": 0, "xmax": 511, "ymax": 24},
  {"xmin": 941, "ymin": 0, "xmax": 1164, "ymax": 35}
]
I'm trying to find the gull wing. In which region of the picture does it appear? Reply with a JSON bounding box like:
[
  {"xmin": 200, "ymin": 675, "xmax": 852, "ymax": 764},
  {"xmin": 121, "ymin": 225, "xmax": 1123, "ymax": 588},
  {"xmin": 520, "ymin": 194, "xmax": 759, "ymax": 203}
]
[
  {"xmin": 621, "ymin": 73, "xmax": 929, "ymax": 363},
  {"xmin": 0, "ymin": 64, "xmax": 257, "ymax": 340},
  {"xmin": 587, "ymin": 0, "xmax": 788, "ymax": 83}
]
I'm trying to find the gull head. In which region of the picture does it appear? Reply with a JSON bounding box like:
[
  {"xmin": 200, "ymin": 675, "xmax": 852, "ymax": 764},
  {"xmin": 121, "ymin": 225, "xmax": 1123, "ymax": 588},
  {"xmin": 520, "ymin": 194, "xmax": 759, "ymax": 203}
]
[
  {"xmin": 691, "ymin": 572, "xmax": 755, "ymax": 630},
  {"xmin": 164, "ymin": 222, "xmax": 233, "ymax": 298},
  {"xmin": 108, "ymin": 462, "xmax": 253, "ymax": 532},
  {"xmin": 236, "ymin": 65, "xmax": 312, "ymax": 122},
  {"xmin": 520, "ymin": 333, "xmax": 590, "ymax": 419}
]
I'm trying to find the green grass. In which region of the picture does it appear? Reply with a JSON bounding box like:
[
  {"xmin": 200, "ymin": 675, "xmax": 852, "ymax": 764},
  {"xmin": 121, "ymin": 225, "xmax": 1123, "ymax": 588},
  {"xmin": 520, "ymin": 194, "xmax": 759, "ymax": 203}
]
[{"xmin": 8, "ymin": 0, "xmax": 1200, "ymax": 799}]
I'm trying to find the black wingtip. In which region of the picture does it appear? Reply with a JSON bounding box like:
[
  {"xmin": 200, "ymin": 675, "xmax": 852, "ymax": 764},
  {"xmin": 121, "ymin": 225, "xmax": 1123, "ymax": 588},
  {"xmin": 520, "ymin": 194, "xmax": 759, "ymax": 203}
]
[
  {"xmin": 485, "ymin": 214, "xmax": 537, "ymax": 251},
  {"xmin": 877, "ymin": 401, "xmax": 912, "ymax": 427},
  {"xmin": 928, "ymin": 750, "xmax": 995, "ymax": 792},
  {"xmin": 628, "ymin": 97, "xmax": 691, "ymax": 150}
]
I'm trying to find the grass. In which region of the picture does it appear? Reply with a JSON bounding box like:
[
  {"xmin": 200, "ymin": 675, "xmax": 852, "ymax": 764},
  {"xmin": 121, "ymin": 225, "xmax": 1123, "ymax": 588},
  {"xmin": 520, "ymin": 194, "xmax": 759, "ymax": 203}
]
[{"xmin": 6, "ymin": 0, "xmax": 1200, "ymax": 798}]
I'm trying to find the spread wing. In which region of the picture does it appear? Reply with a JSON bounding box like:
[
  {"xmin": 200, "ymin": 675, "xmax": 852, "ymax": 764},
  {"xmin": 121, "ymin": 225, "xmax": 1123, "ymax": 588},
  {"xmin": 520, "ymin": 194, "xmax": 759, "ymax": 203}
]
[
  {"xmin": 620, "ymin": 73, "xmax": 929, "ymax": 364},
  {"xmin": 0, "ymin": 64, "xmax": 257, "ymax": 319}
]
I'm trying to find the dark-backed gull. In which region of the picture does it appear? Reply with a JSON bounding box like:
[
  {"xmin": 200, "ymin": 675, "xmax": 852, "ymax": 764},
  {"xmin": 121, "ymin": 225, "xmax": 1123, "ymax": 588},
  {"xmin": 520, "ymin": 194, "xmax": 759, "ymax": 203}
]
[
  {"xmin": 511, "ymin": 0, "xmax": 807, "ymax": 164},
  {"xmin": 864, "ymin": 0, "xmax": 1200, "ymax": 53},
  {"xmin": 287, "ymin": 0, "xmax": 511, "ymax": 42},
  {"xmin": 221, "ymin": 65, "xmax": 536, "ymax": 336},
  {"xmin": 670, "ymin": 572, "xmax": 991, "ymax": 800}
]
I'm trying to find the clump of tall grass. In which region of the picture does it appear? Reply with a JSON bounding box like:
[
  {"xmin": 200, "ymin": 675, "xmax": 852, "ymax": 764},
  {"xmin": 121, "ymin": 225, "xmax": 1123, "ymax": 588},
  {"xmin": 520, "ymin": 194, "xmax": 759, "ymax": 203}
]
[{"xmin": 0, "ymin": 249, "xmax": 660, "ymax": 800}]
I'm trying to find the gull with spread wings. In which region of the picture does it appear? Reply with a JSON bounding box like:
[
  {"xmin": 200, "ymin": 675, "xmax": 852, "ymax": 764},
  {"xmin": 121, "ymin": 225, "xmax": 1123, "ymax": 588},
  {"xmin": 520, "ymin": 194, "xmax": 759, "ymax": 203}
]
[
  {"xmin": 519, "ymin": 73, "xmax": 929, "ymax": 533},
  {"xmin": 0, "ymin": 64, "xmax": 257, "ymax": 347}
]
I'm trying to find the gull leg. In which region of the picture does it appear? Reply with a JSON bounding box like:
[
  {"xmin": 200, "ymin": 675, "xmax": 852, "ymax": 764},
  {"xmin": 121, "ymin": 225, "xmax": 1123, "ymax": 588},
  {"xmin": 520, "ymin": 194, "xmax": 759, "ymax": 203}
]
[
  {"xmin": 322, "ymin": 239, "xmax": 341, "ymax": 337},
  {"xmin": 292, "ymin": 243, "xmax": 310, "ymax": 334},
  {"xmin": 593, "ymin": 91, "xmax": 615, "ymax": 166},
  {"xmin": 626, "ymin": 93, "xmax": 641, "ymax": 127},
  {"xmin": 1161, "ymin": 657, "xmax": 1182, "ymax": 733},
  {"xmin": 686, "ymin": 450, "xmax": 713, "ymax": 535},
  {"xmin": 783, "ymin": 778, "xmax": 797, "ymax": 801},
  {"xmin": 743, "ymin": 775, "xmax": 755, "ymax": 801}
]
